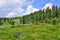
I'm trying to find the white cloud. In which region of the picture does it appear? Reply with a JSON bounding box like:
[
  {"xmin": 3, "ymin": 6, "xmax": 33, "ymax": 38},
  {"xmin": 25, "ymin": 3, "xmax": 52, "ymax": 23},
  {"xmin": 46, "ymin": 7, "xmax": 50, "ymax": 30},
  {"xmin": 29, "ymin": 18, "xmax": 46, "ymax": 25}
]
[
  {"xmin": 0, "ymin": 0, "xmax": 6, "ymax": 6},
  {"xmin": 0, "ymin": 0, "xmax": 26, "ymax": 7},
  {"xmin": 6, "ymin": 12, "xmax": 15, "ymax": 17},
  {"xmin": 5, "ymin": 0, "xmax": 36, "ymax": 17},
  {"xmin": 6, "ymin": 7, "xmax": 24, "ymax": 17},
  {"xmin": 6, "ymin": 5, "xmax": 39, "ymax": 17},
  {"xmin": 42, "ymin": 3, "xmax": 52, "ymax": 10},
  {"xmin": 0, "ymin": 0, "xmax": 36, "ymax": 17},
  {"xmin": 0, "ymin": 0, "xmax": 35, "ymax": 7},
  {"xmin": 26, "ymin": 5, "xmax": 39, "ymax": 14},
  {"xmin": 42, "ymin": 3, "xmax": 52, "ymax": 12}
]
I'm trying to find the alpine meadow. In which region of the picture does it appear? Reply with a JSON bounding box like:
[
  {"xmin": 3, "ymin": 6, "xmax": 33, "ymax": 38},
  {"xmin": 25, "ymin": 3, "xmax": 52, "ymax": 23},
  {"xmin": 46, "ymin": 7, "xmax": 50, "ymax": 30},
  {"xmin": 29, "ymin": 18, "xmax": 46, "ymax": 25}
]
[{"xmin": 0, "ymin": 0, "xmax": 60, "ymax": 40}]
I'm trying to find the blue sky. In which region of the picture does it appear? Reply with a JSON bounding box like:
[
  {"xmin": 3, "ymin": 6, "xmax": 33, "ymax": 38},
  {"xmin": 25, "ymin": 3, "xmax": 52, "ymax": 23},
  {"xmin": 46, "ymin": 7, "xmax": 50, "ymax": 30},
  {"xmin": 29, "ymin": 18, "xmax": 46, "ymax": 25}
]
[{"xmin": 0, "ymin": 0, "xmax": 60, "ymax": 18}]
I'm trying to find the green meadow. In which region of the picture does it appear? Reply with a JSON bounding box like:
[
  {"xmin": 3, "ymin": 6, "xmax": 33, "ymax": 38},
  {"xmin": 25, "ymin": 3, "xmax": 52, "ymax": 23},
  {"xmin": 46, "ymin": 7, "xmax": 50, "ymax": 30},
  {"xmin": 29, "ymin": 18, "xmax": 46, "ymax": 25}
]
[
  {"xmin": 0, "ymin": 24, "xmax": 60, "ymax": 40},
  {"xmin": 0, "ymin": 6, "xmax": 60, "ymax": 40}
]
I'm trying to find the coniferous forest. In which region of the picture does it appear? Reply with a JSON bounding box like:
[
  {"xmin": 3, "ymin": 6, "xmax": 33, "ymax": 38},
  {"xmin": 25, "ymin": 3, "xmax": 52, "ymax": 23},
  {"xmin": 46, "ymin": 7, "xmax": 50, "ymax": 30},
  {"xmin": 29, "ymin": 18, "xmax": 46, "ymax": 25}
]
[
  {"xmin": 0, "ymin": 6, "xmax": 60, "ymax": 40},
  {"xmin": 0, "ymin": 6, "xmax": 60, "ymax": 25}
]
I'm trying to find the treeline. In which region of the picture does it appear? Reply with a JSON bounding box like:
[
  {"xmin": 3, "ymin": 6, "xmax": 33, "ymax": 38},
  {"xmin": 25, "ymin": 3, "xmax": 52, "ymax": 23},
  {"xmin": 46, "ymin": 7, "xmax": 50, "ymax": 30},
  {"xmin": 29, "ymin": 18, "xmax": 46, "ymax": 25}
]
[
  {"xmin": 0, "ymin": 18, "xmax": 15, "ymax": 25},
  {"xmin": 0, "ymin": 6, "xmax": 60, "ymax": 25},
  {"xmin": 19, "ymin": 6, "xmax": 60, "ymax": 25}
]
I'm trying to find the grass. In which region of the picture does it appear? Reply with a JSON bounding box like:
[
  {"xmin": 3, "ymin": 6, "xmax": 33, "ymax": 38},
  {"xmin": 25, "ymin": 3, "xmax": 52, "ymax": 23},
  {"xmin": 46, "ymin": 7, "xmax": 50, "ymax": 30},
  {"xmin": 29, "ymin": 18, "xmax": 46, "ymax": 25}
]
[{"xmin": 0, "ymin": 24, "xmax": 60, "ymax": 40}]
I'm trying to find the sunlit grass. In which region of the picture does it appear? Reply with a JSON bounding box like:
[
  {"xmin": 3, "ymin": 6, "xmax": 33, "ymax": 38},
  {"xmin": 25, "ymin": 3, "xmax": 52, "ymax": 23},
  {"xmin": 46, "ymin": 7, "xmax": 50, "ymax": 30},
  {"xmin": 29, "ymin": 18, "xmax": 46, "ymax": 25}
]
[{"xmin": 0, "ymin": 24, "xmax": 60, "ymax": 40}]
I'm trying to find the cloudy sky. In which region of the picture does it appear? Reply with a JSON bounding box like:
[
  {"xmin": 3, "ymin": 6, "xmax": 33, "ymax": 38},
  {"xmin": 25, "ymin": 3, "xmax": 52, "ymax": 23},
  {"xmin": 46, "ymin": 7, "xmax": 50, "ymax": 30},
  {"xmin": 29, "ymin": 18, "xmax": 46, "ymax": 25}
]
[{"xmin": 0, "ymin": 0, "xmax": 60, "ymax": 17}]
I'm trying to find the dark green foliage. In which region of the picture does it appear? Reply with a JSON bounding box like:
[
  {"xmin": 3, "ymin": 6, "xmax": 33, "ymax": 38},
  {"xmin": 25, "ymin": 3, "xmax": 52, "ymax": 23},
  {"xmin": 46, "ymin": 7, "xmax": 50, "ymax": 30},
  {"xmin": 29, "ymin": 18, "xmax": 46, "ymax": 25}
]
[
  {"xmin": 11, "ymin": 21, "xmax": 15, "ymax": 25},
  {"xmin": 22, "ymin": 16, "xmax": 25, "ymax": 24},
  {"xmin": 51, "ymin": 18, "xmax": 58, "ymax": 25},
  {"xmin": 18, "ymin": 6, "xmax": 60, "ymax": 25},
  {"xmin": 3, "ymin": 18, "xmax": 7, "ymax": 22},
  {"xmin": 0, "ymin": 21, "xmax": 3, "ymax": 25}
]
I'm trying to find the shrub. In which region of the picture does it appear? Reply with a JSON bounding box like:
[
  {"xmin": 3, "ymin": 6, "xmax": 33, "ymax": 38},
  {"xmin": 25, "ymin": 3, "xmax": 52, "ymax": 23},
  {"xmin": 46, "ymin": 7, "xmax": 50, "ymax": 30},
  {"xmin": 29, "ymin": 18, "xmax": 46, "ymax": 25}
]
[
  {"xmin": 0, "ymin": 21, "xmax": 3, "ymax": 25},
  {"xmin": 11, "ymin": 21, "xmax": 15, "ymax": 25},
  {"xmin": 51, "ymin": 17, "xmax": 58, "ymax": 25}
]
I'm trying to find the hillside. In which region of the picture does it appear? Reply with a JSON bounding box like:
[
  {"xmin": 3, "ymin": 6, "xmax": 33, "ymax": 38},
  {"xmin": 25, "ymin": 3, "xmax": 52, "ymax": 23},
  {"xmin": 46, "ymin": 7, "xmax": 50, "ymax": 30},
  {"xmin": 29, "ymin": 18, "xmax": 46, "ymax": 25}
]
[
  {"xmin": 0, "ymin": 6, "xmax": 60, "ymax": 40},
  {"xmin": 18, "ymin": 6, "xmax": 60, "ymax": 25},
  {"xmin": 0, "ymin": 6, "xmax": 60, "ymax": 25}
]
